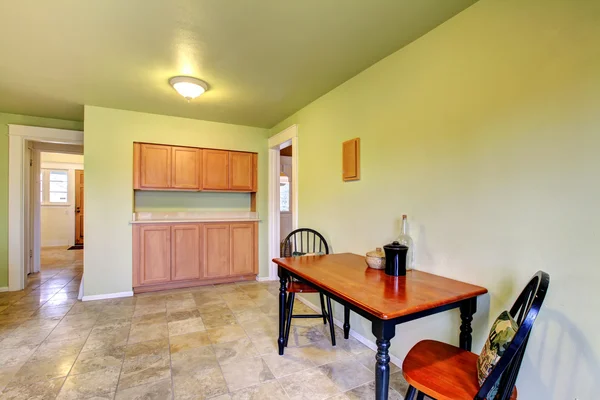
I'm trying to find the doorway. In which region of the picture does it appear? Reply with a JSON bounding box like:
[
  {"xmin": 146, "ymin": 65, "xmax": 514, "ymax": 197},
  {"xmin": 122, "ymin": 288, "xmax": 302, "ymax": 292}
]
[
  {"xmin": 268, "ymin": 125, "xmax": 298, "ymax": 280},
  {"xmin": 75, "ymin": 170, "xmax": 84, "ymax": 246},
  {"xmin": 7, "ymin": 125, "xmax": 83, "ymax": 291}
]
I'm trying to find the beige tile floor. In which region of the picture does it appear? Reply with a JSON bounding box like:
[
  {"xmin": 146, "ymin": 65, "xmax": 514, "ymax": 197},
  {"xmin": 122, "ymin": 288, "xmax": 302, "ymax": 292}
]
[{"xmin": 0, "ymin": 247, "xmax": 412, "ymax": 399}]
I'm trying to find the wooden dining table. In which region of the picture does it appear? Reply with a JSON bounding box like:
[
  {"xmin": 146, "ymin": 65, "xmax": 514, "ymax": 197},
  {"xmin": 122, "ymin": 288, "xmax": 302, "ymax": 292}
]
[{"xmin": 272, "ymin": 253, "xmax": 488, "ymax": 400}]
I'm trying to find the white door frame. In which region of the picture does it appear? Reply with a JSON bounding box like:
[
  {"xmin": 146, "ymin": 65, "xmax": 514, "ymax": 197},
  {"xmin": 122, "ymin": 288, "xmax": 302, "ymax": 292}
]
[
  {"xmin": 8, "ymin": 125, "xmax": 83, "ymax": 291},
  {"xmin": 267, "ymin": 125, "xmax": 298, "ymax": 280}
]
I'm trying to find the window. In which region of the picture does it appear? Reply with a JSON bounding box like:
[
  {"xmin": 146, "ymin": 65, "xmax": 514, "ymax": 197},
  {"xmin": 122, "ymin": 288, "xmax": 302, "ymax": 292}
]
[
  {"xmin": 280, "ymin": 182, "xmax": 290, "ymax": 212},
  {"xmin": 41, "ymin": 169, "xmax": 68, "ymax": 204}
]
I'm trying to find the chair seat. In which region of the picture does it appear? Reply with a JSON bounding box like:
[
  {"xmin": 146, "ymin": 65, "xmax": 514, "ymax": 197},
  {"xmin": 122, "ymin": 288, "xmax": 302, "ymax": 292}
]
[
  {"xmin": 402, "ymin": 340, "xmax": 517, "ymax": 400},
  {"xmin": 287, "ymin": 281, "xmax": 318, "ymax": 293}
]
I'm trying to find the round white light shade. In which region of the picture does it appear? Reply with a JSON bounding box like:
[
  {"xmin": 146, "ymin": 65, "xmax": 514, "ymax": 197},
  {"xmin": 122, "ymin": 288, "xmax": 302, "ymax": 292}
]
[{"xmin": 169, "ymin": 76, "xmax": 209, "ymax": 101}]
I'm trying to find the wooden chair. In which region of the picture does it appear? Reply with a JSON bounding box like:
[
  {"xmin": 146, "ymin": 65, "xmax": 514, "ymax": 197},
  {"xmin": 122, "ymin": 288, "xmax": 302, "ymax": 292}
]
[
  {"xmin": 281, "ymin": 228, "xmax": 336, "ymax": 346},
  {"xmin": 402, "ymin": 271, "xmax": 550, "ymax": 400}
]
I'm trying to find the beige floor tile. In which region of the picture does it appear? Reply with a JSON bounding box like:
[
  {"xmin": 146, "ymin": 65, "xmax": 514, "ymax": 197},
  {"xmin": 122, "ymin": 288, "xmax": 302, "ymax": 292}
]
[
  {"xmin": 171, "ymin": 345, "xmax": 218, "ymax": 376},
  {"xmin": 56, "ymin": 366, "xmax": 121, "ymax": 400},
  {"xmin": 0, "ymin": 345, "xmax": 38, "ymax": 367},
  {"xmin": 170, "ymin": 331, "xmax": 211, "ymax": 354},
  {"xmin": 221, "ymin": 356, "xmax": 275, "ymax": 392},
  {"xmin": 0, "ymin": 366, "xmax": 21, "ymax": 393},
  {"xmin": 70, "ymin": 346, "xmax": 125, "ymax": 375},
  {"xmin": 83, "ymin": 326, "xmax": 131, "ymax": 352},
  {"xmin": 1, "ymin": 377, "xmax": 65, "ymax": 400},
  {"xmin": 200, "ymin": 310, "xmax": 237, "ymax": 329},
  {"xmin": 167, "ymin": 308, "xmax": 201, "ymax": 323},
  {"xmin": 261, "ymin": 347, "xmax": 315, "ymax": 378},
  {"xmin": 389, "ymin": 371, "xmax": 410, "ymax": 395},
  {"xmin": 318, "ymin": 359, "xmax": 373, "ymax": 392},
  {"xmin": 168, "ymin": 316, "xmax": 205, "ymax": 336},
  {"xmin": 173, "ymin": 367, "xmax": 228, "ymax": 399},
  {"xmin": 343, "ymin": 381, "xmax": 404, "ymax": 400},
  {"xmin": 207, "ymin": 324, "xmax": 248, "ymax": 344},
  {"xmin": 118, "ymin": 352, "xmax": 171, "ymax": 391},
  {"xmin": 278, "ymin": 368, "xmax": 341, "ymax": 400},
  {"xmin": 230, "ymin": 379, "xmax": 289, "ymax": 400},
  {"xmin": 128, "ymin": 322, "xmax": 169, "ymax": 344},
  {"xmin": 295, "ymin": 339, "xmax": 352, "ymax": 366},
  {"xmin": 214, "ymin": 337, "xmax": 259, "ymax": 365},
  {"xmin": 285, "ymin": 325, "xmax": 328, "ymax": 348},
  {"xmin": 125, "ymin": 337, "xmax": 170, "ymax": 358},
  {"xmin": 250, "ymin": 336, "xmax": 279, "ymax": 355},
  {"xmin": 11, "ymin": 353, "xmax": 78, "ymax": 383},
  {"xmin": 115, "ymin": 378, "xmax": 172, "ymax": 400}
]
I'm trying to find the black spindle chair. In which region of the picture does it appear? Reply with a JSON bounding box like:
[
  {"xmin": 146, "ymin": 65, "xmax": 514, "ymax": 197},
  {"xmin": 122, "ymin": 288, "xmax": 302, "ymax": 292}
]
[
  {"xmin": 281, "ymin": 228, "xmax": 336, "ymax": 346},
  {"xmin": 403, "ymin": 270, "xmax": 550, "ymax": 400}
]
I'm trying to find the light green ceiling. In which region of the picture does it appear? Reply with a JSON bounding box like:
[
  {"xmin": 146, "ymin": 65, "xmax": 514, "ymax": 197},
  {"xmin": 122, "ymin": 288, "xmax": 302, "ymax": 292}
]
[{"xmin": 0, "ymin": 0, "xmax": 476, "ymax": 128}]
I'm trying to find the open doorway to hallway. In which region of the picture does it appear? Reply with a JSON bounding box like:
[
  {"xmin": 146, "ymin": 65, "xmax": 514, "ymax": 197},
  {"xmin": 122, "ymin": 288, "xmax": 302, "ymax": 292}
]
[
  {"xmin": 39, "ymin": 152, "xmax": 84, "ymax": 253},
  {"xmin": 280, "ymin": 144, "xmax": 293, "ymax": 241}
]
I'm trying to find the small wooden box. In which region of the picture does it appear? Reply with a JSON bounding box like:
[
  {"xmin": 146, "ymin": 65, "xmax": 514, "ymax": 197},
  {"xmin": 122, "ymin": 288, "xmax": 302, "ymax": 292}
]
[{"xmin": 342, "ymin": 138, "xmax": 360, "ymax": 181}]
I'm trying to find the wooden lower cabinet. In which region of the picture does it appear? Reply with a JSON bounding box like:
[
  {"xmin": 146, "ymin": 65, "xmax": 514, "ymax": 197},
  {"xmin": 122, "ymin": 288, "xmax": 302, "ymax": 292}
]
[
  {"xmin": 133, "ymin": 221, "xmax": 257, "ymax": 293},
  {"xmin": 171, "ymin": 224, "xmax": 202, "ymax": 281}
]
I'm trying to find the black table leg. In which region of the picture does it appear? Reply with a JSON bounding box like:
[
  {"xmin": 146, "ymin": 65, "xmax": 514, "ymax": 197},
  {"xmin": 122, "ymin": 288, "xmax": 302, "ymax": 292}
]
[
  {"xmin": 278, "ymin": 268, "xmax": 288, "ymax": 355},
  {"xmin": 459, "ymin": 297, "xmax": 477, "ymax": 351},
  {"xmin": 372, "ymin": 320, "xmax": 396, "ymax": 400},
  {"xmin": 343, "ymin": 306, "xmax": 350, "ymax": 339}
]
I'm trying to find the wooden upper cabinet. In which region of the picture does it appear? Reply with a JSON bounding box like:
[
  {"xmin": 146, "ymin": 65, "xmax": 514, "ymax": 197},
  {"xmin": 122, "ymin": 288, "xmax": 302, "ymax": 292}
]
[
  {"xmin": 171, "ymin": 224, "xmax": 202, "ymax": 281},
  {"xmin": 172, "ymin": 147, "xmax": 202, "ymax": 190},
  {"xmin": 138, "ymin": 225, "xmax": 171, "ymax": 285},
  {"xmin": 134, "ymin": 143, "xmax": 256, "ymax": 192},
  {"xmin": 202, "ymin": 149, "xmax": 229, "ymax": 190},
  {"xmin": 139, "ymin": 144, "xmax": 172, "ymax": 189},
  {"xmin": 230, "ymin": 223, "xmax": 256, "ymax": 276},
  {"xmin": 229, "ymin": 152, "xmax": 255, "ymax": 191},
  {"xmin": 203, "ymin": 224, "xmax": 230, "ymax": 278}
]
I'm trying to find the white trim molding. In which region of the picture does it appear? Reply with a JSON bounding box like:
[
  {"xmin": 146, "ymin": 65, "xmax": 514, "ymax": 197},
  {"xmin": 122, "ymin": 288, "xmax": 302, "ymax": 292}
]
[
  {"xmin": 256, "ymin": 276, "xmax": 277, "ymax": 282},
  {"xmin": 8, "ymin": 125, "xmax": 83, "ymax": 291},
  {"xmin": 82, "ymin": 291, "xmax": 134, "ymax": 302},
  {"xmin": 296, "ymin": 295, "xmax": 403, "ymax": 368},
  {"xmin": 0, "ymin": 287, "xmax": 9, "ymax": 293},
  {"xmin": 268, "ymin": 125, "xmax": 299, "ymax": 280}
]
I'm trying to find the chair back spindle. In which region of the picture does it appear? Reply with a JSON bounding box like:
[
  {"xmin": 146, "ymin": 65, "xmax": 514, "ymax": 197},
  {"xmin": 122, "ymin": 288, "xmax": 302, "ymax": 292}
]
[
  {"xmin": 476, "ymin": 271, "xmax": 550, "ymax": 400},
  {"xmin": 281, "ymin": 228, "xmax": 329, "ymax": 257}
]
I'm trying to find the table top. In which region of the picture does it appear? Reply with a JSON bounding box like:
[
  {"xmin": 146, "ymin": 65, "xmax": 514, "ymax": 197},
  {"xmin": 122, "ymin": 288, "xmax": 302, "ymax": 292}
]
[{"xmin": 273, "ymin": 253, "xmax": 488, "ymax": 320}]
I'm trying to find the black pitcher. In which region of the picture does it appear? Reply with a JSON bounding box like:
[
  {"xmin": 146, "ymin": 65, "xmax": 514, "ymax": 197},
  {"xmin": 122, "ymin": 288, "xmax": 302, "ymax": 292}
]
[{"xmin": 383, "ymin": 241, "xmax": 408, "ymax": 276}]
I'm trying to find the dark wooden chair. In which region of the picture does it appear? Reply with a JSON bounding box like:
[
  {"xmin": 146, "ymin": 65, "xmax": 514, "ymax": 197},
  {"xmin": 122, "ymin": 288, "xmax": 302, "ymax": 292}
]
[
  {"xmin": 403, "ymin": 271, "xmax": 550, "ymax": 400},
  {"xmin": 281, "ymin": 228, "xmax": 336, "ymax": 346}
]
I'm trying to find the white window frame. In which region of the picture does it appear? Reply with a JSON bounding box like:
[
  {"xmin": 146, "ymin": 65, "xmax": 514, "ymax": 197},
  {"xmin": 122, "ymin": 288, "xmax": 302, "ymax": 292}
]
[{"xmin": 40, "ymin": 168, "xmax": 70, "ymax": 206}]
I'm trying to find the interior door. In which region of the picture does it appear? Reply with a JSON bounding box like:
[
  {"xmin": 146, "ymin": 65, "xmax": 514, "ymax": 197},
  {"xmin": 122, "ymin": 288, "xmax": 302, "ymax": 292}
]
[
  {"xmin": 75, "ymin": 170, "xmax": 84, "ymax": 245},
  {"xmin": 280, "ymin": 156, "xmax": 293, "ymax": 240}
]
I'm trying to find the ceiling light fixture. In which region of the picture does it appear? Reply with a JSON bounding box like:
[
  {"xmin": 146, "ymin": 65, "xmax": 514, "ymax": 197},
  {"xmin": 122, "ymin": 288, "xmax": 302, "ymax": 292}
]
[{"xmin": 169, "ymin": 76, "xmax": 209, "ymax": 101}]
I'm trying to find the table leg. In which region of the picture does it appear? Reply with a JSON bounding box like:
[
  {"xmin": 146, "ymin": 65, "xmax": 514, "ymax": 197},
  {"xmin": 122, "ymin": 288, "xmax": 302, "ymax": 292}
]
[
  {"xmin": 459, "ymin": 297, "xmax": 477, "ymax": 351},
  {"xmin": 343, "ymin": 306, "xmax": 350, "ymax": 339},
  {"xmin": 372, "ymin": 320, "xmax": 396, "ymax": 400},
  {"xmin": 278, "ymin": 268, "xmax": 288, "ymax": 355}
]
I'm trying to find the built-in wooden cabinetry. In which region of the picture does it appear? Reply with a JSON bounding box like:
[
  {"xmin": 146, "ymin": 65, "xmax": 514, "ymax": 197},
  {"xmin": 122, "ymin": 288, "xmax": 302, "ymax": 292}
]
[
  {"xmin": 133, "ymin": 221, "xmax": 258, "ymax": 293},
  {"xmin": 134, "ymin": 142, "xmax": 257, "ymax": 193}
]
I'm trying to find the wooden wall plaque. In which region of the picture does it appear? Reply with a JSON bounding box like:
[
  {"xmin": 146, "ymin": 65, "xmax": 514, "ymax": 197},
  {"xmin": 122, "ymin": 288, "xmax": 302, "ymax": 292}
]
[{"xmin": 342, "ymin": 138, "xmax": 360, "ymax": 181}]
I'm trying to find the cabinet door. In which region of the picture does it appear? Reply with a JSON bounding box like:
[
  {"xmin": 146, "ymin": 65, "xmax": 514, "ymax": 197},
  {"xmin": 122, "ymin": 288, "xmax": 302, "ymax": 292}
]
[
  {"xmin": 172, "ymin": 147, "xmax": 201, "ymax": 189},
  {"xmin": 229, "ymin": 152, "xmax": 254, "ymax": 191},
  {"xmin": 140, "ymin": 144, "xmax": 172, "ymax": 189},
  {"xmin": 203, "ymin": 224, "xmax": 230, "ymax": 278},
  {"xmin": 230, "ymin": 223, "xmax": 256, "ymax": 276},
  {"xmin": 171, "ymin": 224, "xmax": 201, "ymax": 281},
  {"xmin": 202, "ymin": 150, "xmax": 229, "ymax": 190},
  {"xmin": 139, "ymin": 225, "xmax": 171, "ymax": 285}
]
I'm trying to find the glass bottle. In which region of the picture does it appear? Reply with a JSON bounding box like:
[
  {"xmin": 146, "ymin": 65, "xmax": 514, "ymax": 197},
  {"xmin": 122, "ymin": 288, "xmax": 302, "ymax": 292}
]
[{"xmin": 396, "ymin": 215, "xmax": 414, "ymax": 270}]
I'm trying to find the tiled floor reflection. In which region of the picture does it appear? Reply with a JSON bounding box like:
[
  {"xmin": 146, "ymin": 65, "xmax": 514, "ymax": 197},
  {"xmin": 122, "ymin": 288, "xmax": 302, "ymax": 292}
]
[{"xmin": 0, "ymin": 247, "xmax": 412, "ymax": 399}]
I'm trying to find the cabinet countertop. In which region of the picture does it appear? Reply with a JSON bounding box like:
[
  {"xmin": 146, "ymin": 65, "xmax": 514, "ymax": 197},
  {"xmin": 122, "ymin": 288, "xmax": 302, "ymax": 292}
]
[{"xmin": 130, "ymin": 218, "xmax": 260, "ymax": 224}]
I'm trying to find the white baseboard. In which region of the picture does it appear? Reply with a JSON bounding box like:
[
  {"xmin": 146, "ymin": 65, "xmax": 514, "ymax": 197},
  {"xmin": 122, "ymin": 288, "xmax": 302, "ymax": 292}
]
[
  {"xmin": 0, "ymin": 287, "xmax": 9, "ymax": 293},
  {"xmin": 82, "ymin": 291, "xmax": 134, "ymax": 302},
  {"xmin": 296, "ymin": 295, "xmax": 404, "ymax": 368},
  {"xmin": 256, "ymin": 276, "xmax": 276, "ymax": 282}
]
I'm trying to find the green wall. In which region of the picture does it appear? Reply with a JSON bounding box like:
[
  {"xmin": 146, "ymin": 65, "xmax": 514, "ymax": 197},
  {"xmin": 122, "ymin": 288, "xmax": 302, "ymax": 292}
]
[
  {"xmin": 83, "ymin": 106, "xmax": 269, "ymax": 296},
  {"xmin": 270, "ymin": 0, "xmax": 600, "ymax": 398},
  {"xmin": 0, "ymin": 112, "xmax": 83, "ymax": 288}
]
